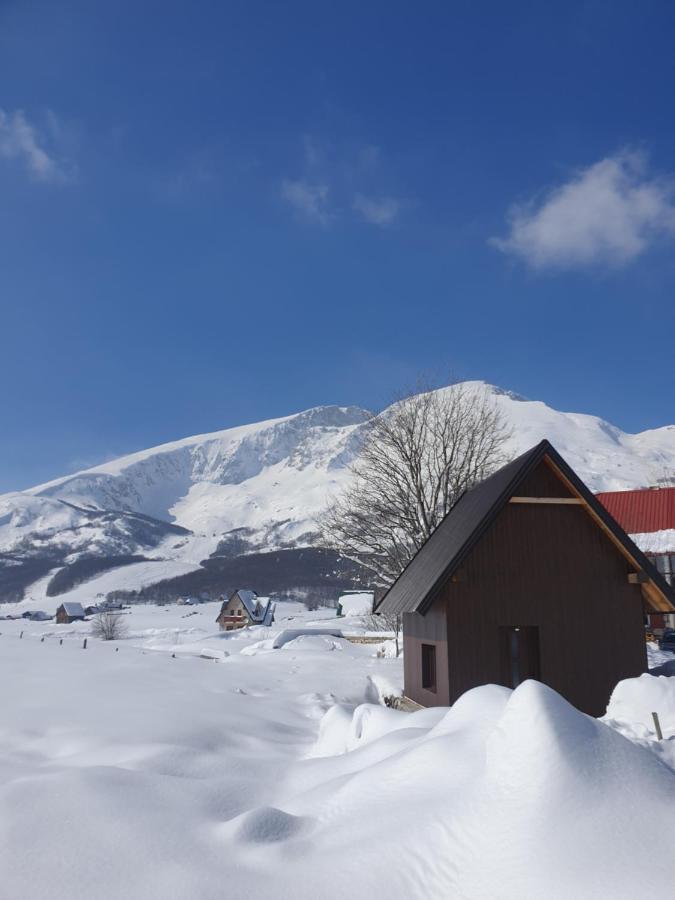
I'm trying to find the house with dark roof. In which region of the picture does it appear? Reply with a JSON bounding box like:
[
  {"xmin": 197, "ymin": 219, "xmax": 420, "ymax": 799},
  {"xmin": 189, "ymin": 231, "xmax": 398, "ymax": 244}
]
[
  {"xmin": 55, "ymin": 602, "xmax": 86, "ymax": 624},
  {"xmin": 216, "ymin": 590, "xmax": 275, "ymax": 631},
  {"xmin": 377, "ymin": 440, "xmax": 675, "ymax": 717}
]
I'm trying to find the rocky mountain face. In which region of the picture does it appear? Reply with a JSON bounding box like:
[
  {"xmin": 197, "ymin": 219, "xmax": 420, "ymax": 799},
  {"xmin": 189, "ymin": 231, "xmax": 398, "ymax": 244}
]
[{"xmin": 1, "ymin": 383, "xmax": 674, "ymax": 604}]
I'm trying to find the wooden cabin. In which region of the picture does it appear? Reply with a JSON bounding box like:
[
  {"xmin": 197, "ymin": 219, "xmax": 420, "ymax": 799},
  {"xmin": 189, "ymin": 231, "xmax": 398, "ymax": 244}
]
[
  {"xmin": 216, "ymin": 590, "xmax": 275, "ymax": 631},
  {"xmin": 377, "ymin": 440, "xmax": 675, "ymax": 717},
  {"xmin": 55, "ymin": 602, "xmax": 86, "ymax": 624}
]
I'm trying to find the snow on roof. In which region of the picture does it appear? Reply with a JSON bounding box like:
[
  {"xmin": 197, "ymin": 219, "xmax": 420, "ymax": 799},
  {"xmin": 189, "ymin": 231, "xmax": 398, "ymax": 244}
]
[
  {"xmin": 338, "ymin": 592, "xmax": 374, "ymax": 616},
  {"xmin": 60, "ymin": 602, "xmax": 85, "ymax": 617},
  {"xmin": 631, "ymin": 530, "xmax": 675, "ymax": 554},
  {"xmin": 249, "ymin": 596, "xmax": 272, "ymax": 624},
  {"xmin": 234, "ymin": 590, "xmax": 258, "ymax": 616}
]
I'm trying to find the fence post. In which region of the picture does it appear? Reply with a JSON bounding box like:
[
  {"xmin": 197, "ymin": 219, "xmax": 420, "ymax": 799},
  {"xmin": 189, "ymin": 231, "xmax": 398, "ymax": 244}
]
[
  {"xmin": 20, "ymin": 631, "xmax": 23, "ymax": 639},
  {"xmin": 83, "ymin": 637, "xmax": 87, "ymax": 650},
  {"xmin": 652, "ymin": 711, "xmax": 663, "ymax": 741}
]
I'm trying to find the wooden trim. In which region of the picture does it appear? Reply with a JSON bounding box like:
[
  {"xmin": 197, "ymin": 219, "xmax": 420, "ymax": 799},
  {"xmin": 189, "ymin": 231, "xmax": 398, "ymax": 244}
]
[
  {"xmin": 628, "ymin": 573, "xmax": 649, "ymax": 584},
  {"xmin": 509, "ymin": 496, "xmax": 583, "ymax": 505}
]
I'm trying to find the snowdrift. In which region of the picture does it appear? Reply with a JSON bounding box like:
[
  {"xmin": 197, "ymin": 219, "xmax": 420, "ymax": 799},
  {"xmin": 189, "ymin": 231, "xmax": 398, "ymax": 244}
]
[{"xmin": 275, "ymin": 680, "xmax": 675, "ymax": 899}]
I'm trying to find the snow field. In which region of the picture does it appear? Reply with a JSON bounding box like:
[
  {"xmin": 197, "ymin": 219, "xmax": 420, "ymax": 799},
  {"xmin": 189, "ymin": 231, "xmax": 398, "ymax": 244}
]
[{"xmin": 0, "ymin": 601, "xmax": 673, "ymax": 898}]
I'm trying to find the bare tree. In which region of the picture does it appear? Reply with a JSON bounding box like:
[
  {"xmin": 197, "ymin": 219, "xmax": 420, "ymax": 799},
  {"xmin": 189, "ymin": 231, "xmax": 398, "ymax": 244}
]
[
  {"xmin": 368, "ymin": 611, "xmax": 402, "ymax": 657},
  {"xmin": 322, "ymin": 381, "xmax": 510, "ymax": 586},
  {"xmin": 91, "ymin": 611, "xmax": 128, "ymax": 641}
]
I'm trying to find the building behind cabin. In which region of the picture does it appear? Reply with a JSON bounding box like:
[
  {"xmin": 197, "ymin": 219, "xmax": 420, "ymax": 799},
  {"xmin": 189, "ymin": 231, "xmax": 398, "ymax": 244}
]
[
  {"xmin": 597, "ymin": 485, "xmax": 675, "ymax": 629},
  {"xmin": 336, "ymin": 591, "xmax": 375, "ymax": 617}
]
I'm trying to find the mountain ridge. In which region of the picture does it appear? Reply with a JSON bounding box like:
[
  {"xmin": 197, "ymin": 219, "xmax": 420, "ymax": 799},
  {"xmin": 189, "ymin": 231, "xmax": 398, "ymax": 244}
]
[{"xmin": 1, "ymin": 382, "xmax": 674, "ymax": 604}]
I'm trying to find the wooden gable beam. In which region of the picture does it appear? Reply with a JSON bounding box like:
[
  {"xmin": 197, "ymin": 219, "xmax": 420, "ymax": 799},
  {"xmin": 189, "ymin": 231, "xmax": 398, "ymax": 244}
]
[{"xmin": 509, "ymin": 496, "xmax": 583, "ymax": 505}]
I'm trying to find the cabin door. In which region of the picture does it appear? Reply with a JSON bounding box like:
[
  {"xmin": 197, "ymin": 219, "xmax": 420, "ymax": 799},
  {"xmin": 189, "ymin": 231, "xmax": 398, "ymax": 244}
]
[{"xmin": 500, "ymin": 626, "xmax": 541, "ymax": 688}]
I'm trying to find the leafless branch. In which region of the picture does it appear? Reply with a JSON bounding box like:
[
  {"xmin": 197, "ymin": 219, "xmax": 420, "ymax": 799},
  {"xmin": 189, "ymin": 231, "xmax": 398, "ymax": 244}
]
[{"xmin": 321, "ymin": 381, "xmax": 511, "ymax": 586}]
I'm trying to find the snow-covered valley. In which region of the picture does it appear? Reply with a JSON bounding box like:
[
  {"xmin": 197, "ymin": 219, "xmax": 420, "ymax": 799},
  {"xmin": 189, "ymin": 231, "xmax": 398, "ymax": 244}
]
[
  {"xmin": 0, "ymin": 600, "xmax": 673, "ymax": 899},
  {"xmin": 2, "ymin": 381, "xmax": 675, "ymax": 605}
]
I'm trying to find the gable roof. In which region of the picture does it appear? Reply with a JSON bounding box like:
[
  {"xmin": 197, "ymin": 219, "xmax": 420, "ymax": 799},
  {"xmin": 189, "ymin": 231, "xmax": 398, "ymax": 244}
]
[
  {"xmin": 60, "ymin": 602, "xmax": 85, "ymax": 617},
  {"xmin": 597, "ymin": 486, "xmax": 675, "ymax": 535},
  {"xmin": 233, "ymin": 589, "xmax": 258, "ymax": 616},
  {"xmin": 377, "ymin": 439, "xmax": 675, "ymax": 617}
]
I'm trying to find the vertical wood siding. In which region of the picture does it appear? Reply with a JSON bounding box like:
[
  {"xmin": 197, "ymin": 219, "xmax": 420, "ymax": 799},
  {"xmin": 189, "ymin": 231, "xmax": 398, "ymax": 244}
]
[{"xmin": 403, "ymin": 460, "xmax": 647, "ymax": 716}]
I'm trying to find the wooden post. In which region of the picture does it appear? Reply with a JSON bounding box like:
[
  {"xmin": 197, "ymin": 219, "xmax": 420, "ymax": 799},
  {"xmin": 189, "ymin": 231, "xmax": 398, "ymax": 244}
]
[
  {"xmin": 83, "ymin": 637, "xmax": 88, "ymax": 650},
  {"xmin": 20, "ymin": 631, "xmax": 23, "ymax": 639},
  {"xmin": 40, "ymin": 636, "xmax": 44, "ymax": 643},
  {"xmin": 60, "ymin": 638, "xmax": 63, "ymax": 645},
  {"xmin": 652, "ymin": 711, "xmax": 663, "ymax": 741}
]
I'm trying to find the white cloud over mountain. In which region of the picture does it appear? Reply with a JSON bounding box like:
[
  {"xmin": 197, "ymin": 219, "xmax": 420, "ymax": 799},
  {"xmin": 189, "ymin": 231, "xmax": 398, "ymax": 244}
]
[{"xmin": 492, "ymin": 150, "xmax": 675, "ymax": 269}]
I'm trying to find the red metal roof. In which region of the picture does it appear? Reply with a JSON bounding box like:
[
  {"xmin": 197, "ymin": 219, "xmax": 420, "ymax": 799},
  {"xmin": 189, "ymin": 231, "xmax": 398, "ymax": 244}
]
[{"xmin": 596, "ymin": 486, "xmax": 675, "ymax": 534}]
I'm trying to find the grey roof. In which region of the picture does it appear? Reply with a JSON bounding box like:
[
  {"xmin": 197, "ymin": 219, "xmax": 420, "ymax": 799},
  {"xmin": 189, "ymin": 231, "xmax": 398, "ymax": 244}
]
[
  {"xmin": 234, "ymin": 590, "xmax": 258, "ymax": 617},
  {"xmin": 60, "ymin": 602, "xmax": 85, "ymax": 617},
  {"xmin": 377, "ymin": 439, "xmax": 675, "ymax": 617}
]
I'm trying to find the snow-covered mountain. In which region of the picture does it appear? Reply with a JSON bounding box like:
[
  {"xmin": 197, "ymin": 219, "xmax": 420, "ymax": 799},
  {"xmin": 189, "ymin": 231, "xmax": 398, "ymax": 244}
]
[{"xmin": 2, "ymin": 382, "xmax": 674, "ymax": 604}]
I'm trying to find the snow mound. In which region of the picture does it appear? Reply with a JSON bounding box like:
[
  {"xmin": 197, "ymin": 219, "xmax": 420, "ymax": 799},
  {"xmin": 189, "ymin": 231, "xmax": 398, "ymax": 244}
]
[
  {"xmin": 606, "ymin": 672, "xmax": 675, "ymax": 739},
  {"xmin": 280, "ymin": 634, "xmax": 346, "ymax": 652},
  {"xmin": 289, "ymin": 680, "xmax": 675, "ymax": 899},
  {"xmin": 272, "ymin": 628, "xmax": 344, "ymax": 649}
]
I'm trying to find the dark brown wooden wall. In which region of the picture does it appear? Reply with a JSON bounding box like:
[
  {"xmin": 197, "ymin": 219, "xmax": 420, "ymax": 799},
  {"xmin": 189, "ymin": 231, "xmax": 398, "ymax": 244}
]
[
  {"xmin": 404, "ymin": 603, "xmax": 450, "ymax": 706},
  {"xmin": 403, "ymin": 460, "xmax": 648, "ymax": 716}
]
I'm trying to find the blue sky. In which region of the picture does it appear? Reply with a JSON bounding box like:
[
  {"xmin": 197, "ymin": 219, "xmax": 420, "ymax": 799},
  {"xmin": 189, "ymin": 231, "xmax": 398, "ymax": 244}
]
[{"xmin": 2, "ymin": 0, "xmax": 675, "ymax": 491}]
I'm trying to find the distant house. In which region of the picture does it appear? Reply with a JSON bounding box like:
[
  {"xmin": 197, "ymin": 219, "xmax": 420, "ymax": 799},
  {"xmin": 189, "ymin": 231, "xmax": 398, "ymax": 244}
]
[
  {"xmin": 336, "ymin": 591, "xmax": 375, "ymax": 617},
  {"xmin": 100, "ymin": 600, "xmax": 125, "ymax": 611},
  {"xmin": 377, "ymin": 440, "xmax": 675, "ymax": 718},
  {"xmin": 216, "ymin": 590, "xmax": 275, "ymax": 630},
  {"xmin": 178, "ymin": 596, "xmax": 203, "ymax": 606},
  {"xmin": 55, "ymin": 602, "xmax": 86, "ymax": 624},
  {"xmin": 84, "ymin": 605, "xmax": 101, "ymax": 616}
]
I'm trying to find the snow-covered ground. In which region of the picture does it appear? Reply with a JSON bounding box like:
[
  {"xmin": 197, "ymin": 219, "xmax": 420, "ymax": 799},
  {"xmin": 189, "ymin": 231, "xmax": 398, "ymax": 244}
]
[{"xmin": 0, "ymin": 600, "xmax": 674, "ymax": 898}]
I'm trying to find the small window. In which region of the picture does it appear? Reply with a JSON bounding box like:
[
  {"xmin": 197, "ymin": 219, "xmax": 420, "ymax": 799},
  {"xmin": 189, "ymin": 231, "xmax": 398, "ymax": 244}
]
[{"xmin": 421, "ymin": 643, "xmax": 437, "ymax": 692}]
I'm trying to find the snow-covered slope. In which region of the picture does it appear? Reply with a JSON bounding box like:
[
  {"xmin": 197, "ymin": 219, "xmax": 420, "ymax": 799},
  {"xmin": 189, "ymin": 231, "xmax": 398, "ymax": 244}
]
[{"xmin": 1, "ymin": 382, "xmax": 674, "ymax": 602}]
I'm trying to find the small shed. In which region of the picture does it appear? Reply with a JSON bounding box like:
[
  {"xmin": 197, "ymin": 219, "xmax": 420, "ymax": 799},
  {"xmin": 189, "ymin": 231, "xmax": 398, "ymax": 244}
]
[
  {"xmin": 377, "ymin": 440, "xmax": 675, "ymax": 717},
  {"xmin": 336, "ymin": 591, "xmax": 375, "ymax": 617},
  {"xmin": 55, "ymin": 602, "xmax": 86, "ymax": 624},
  {"xmin": 216, "ymin": 590, "xmax": 275, "ymax": 631}
]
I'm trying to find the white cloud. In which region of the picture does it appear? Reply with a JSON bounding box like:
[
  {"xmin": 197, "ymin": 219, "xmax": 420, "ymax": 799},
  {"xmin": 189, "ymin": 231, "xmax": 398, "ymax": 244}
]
[
  {"xmin": 281, "ymin": 137, "xmax": 405, "ymax": 228},
  {"xmin": 281, "ymin": 178, "xmax": 332, "ymax": 225},
  {"xmin": 491, "ymin": 150, "xmax": 675, "ymax": 269},
  {"xmin": 353, "ymin": 192, "xmax": 400, "ymax": 226},
  {"xmin": 0, "ymin": 108, "xmax": 72, "ymax": 183}
]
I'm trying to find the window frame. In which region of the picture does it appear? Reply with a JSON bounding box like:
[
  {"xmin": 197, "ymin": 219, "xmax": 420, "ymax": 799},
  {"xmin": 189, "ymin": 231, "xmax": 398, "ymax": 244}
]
[{"xmin": 421, "ymin": 643, "xmax": 437, "ymax": 693}]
